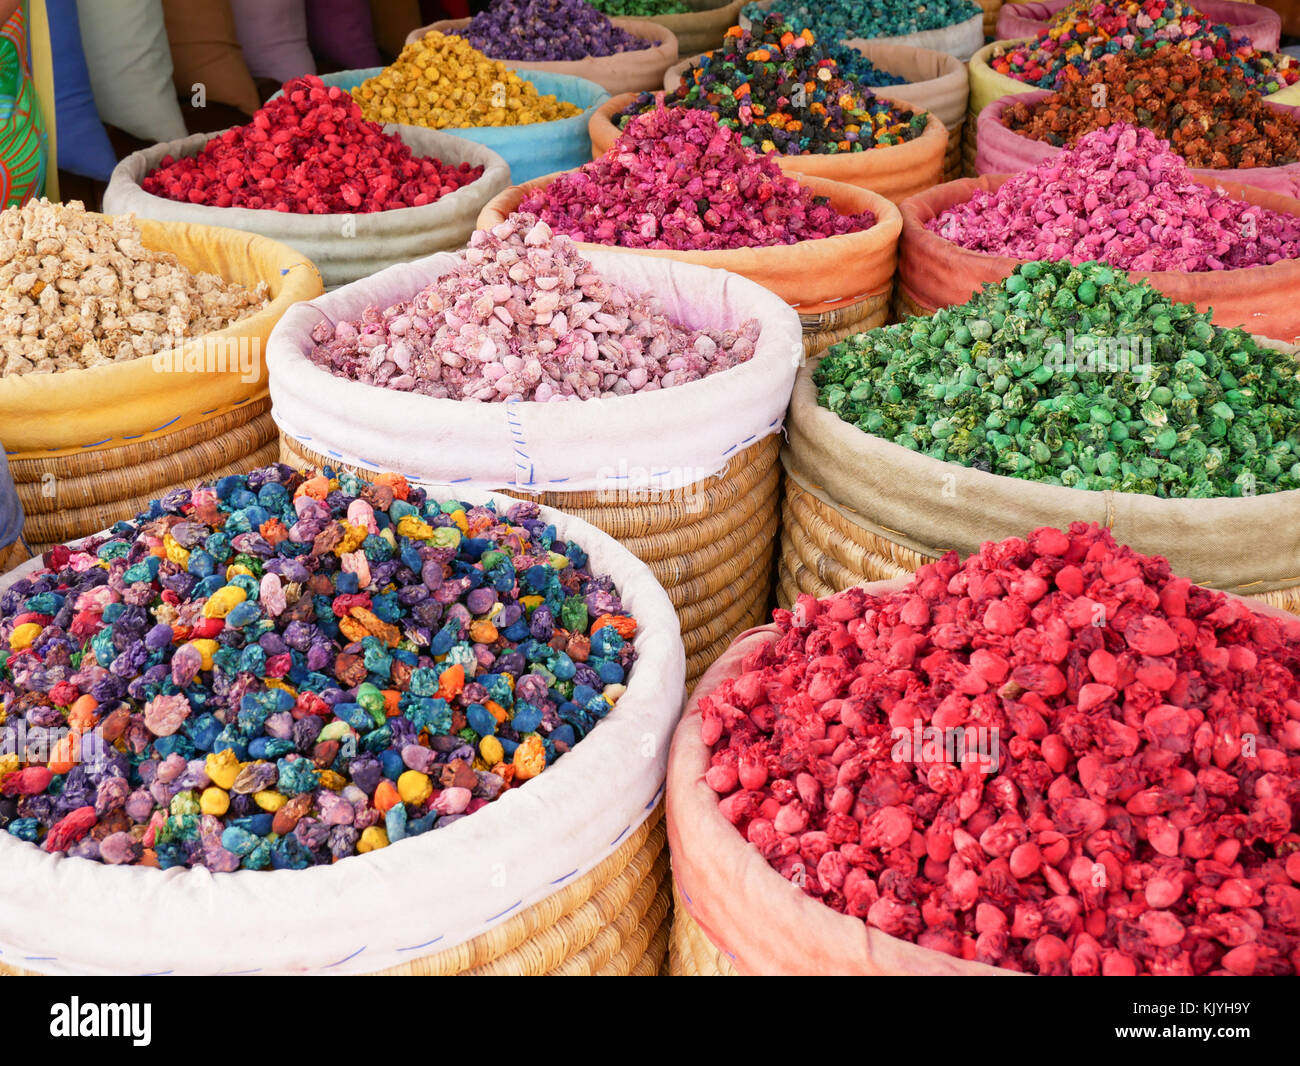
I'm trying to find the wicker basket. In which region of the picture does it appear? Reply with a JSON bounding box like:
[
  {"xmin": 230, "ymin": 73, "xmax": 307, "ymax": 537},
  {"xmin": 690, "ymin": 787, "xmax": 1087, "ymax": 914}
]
[
  {"xmin": 800, "ymin": 292, "xmax": 890, "ymax": 359},
  {"xmin": 669, "ymin": 878, "xmax": 739, "ymax": 976},
  {"xmin": 0, "ymin": 806, "xmax": 671, "ymax": 976},
  {"xmin": 979, "ymin": 0, "xmax": 1003, "ymax": 37},
  {"xmin": 279, "ymin": 434, "xmax": 780, "ymax": 689},
  {"xmin": 8, "ymin": 396, "xmax": 278, "ymax": 555}
]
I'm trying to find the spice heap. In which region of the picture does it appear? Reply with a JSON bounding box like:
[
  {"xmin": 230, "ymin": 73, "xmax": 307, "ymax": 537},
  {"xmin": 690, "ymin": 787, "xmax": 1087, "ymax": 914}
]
[
  {"xmin": 1000, "ymin": 53, "xmax": 1300, "ymax": 169},
  {"xmin": 815, "ymin": 259, "xmax": 1300, "ymax": 498},
  {"xmin": 930, "ymin": 125, "xmax": 1300, "ymax": 270},
  {"xmin": 992, "ymin": 0, "xmax": 1300, "ymax": 95},
  {"xmin": 591, "ymin": 0, "xmax": 689, "ymax": 13},
  {"xmin": 702, "ymin": 524, "xmax": 1300, "ymax": 975},
  {"xmin": 0, "ymin": 465, "xmax": 638, "ymax": 869},
  {"xmin": 619, "ymin": 16, "xmax": 928, "ymax": 155},
  {"xmin": 458, "ymin": 0, "xmax": 652, "ymax": 60},
  {"xmin": 0, "ymin": 200, "xmax": 267, "ymax": 378},
  {"xmin": 144, "ymin": 77, "xmax": 483, "ymax": 213},
  {"xmin": 740, "ymin": 0, "xmax": 981, "ymax": 42},
  {"xmin": 519, "ymin": 108, "xmax": 876, "ymax": 251},
  {"xmin": 352, "ymin": 32, "xmax": 583, "ymax": 129},
  {"xmin": 310, "ymin": 213, "xmax": 760, "ymax": 401}
]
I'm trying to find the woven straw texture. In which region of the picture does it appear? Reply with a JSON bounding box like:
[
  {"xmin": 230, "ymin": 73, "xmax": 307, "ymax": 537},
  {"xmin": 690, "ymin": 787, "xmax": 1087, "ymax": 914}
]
[
  {"xmin": 777, "ymin": 468, "xmax": 1300, "ymax": 614},
  {"xmin": 279, "ymin": 433, "xmax": 781, "ymax": 687},
  {"xmin": 893, "ymin": 285, "xmax": 933, "ymax": 323},
  {"xmin": 980, "ymin": 0, "xmax": 1004, "ymax": 36},
  {"xmin": 944, "ymin": 122, "xmax": 963, "ymax": 182},
  {"xmin": 669, "ymin": 878, "xmax": 738, "ymax": 976},
  {"xmin": 963, "ymin": 108, "xmax": 978, "ymax": 177},
  {"xmin": 0, "ymin": 539, "xmax": 28, "ymax": 576},
  {"xmin": 13, "ymin": 398, "xmax": 277, "ymax": 555},
  {"xmin": 0, "ymin": 808, "xmax": 671, "ymax": 977},
  {"xmin": 800, "ymin": 292, "xmax": 889, "ymax": 359}
]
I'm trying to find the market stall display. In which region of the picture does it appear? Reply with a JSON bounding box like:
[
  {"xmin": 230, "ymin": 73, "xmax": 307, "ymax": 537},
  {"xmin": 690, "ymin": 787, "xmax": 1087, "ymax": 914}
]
[
  {"xmin": 898, "ymin": 126, "xmax": 1300, "ymax": 342},
  {"xmin": 590, "ymin": 18, "xmax": 949, "ymax": 204},
  {"xmin": 410, "ymin": 0, "xmax": 679, "ymax": 95},
  {"xmin": 328, "ymin": 32, "xmax": 610, "ymax": 184},
  {"xmin": 103, "ymin": 76, "xmax": 509, "ymax": 290},
  {"xmin": 477, "ymin": 107, "xmax": 902, "ymax": 348},
  {"xmin": 0, "ymin": 466, "xmax": 684, "ymax": 974},
  {"xmin": 0, "ymin": 200, "xmax": 323, "ymax": 553},
  {"xmin": 780, "ymin": 260, "xmax": 1300, "ymax": 613},
  {"xmin": 670, "ymin": 531, "xmax": 1300, "ymax": 975},
  {"xmin": 270, "ymin": 214, "xmax": 802, "ymax": 685}
]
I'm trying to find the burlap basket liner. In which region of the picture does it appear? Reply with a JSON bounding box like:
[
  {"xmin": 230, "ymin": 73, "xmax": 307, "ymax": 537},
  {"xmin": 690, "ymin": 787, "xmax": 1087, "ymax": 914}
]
[
  {"xmin": 996, "ymin": 0, "xmax": 1280, "ymax": 51},
  {"xmin": 280, "ymin": 433, "xmax": 781, "ymax": 687},
  {"xmin": 104, "ymin": 127, "xmax": 509, "ymax": 291},
  {"xmin": 0, "ymin": 219, "xmax": 321, "ymax": 455},
  {"xmin": 478, "ymin": 170, "xmax": 901, "ymax": 316},
  {"xmin": 976, "ymin": 90, "xmax": 1300, "ymax": 200},
  {"xmin": 0, "ymin": 538, "xmax": 28, "ymax": 576},
  {"xmin": 589, "ymin": 93, "xmax": 949, "ymax": 204},
  {"xmin": 667, "ymin": 580, "xmax": 1300, "ymax": 973},
  {"xmin": 14, "ymin": 398, "xmax": 278, "ymax": 554},
  {"xmin": 0, "ymin": 804, "xmax": 669, "ymax": 977},
  {"xmin": 0, "ymin": 485, "xmax": 685, "ymax": 975},
  {"xmin": 410, "ymin": 18, "xmax": 679, "ymax": 95},
  {"xmin": 896, "ymin": 175, "xmax": 1300, "ymax": 343},
  {"xmin": 969, "ymin": 37, "xmax": 1300, "ymax": 120},
  {"xmin": 741, "ymin": 0, "xmax": 985, "ymax": 61},
  {"xmin": 623, "ymin": 0, "xmax": 746, "ymax": 57},
  {"xmin": 980, "ymin": 0, "xmax": 1004, "ymax": 38},
  {"xmin": 782, "ymin": 348, "xmax": 1300, "ymax": 608}
]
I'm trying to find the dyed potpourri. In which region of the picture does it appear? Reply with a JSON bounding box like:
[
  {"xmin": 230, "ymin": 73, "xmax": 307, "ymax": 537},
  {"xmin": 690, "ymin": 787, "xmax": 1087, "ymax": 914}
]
[
  {"xmin": 591, "ymin": 0, "xmax": 689, "ymax": 14},
  {"xmin": 991, "ymin": 0, "xmax": 1300, "ymax": 95},
  {"xmin": 458, "ymin": 0, "xmax": 652, "ymax": 60},
  {"xmin": 930, "ymin": 125, "xmax": 1300, "ymax": 270},
  {"xmin": 519, "ymin": 108, "xmax": 877, "ymax": 251},
  {"xmin": 1, "ymin": 200, "xmax": 267, "ymax": 377},
  {"xmin": 352, "ymin": 32, "xmax": 583, "ymax": 128},
  {"xmin": 702, "ymin": 524, "xmax": 1300, "ymax": 975},
  {"xmin": 815, "ymin": 259, "xmax": 1300, "ymax": 498},
  {"xmin": 740, "ymin": 0, "xmax": 981, "ymax": 42},
  {"xmin": 0, "ymin": 465, "xmax": 638, "ymax": 869},
  {"xmin": 142, "ymin": 77, "xmax": 484, "ymax": 213},
  {"xmin": 1001, "ymin": 53, "xmax": 1300, "ymax": 169},
  {"xmin": 620, "ymin": 16, "xmax": 927, "ymax": 155},
  {"xmin": 309, "ymin": 212, "xmax": 760, "ymax": 401}
]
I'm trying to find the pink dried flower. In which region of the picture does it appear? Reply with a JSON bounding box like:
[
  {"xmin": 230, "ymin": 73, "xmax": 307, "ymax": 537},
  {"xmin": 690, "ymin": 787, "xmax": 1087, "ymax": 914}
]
[
  {"xmin": 930, "ymin": 125, "xmax": 1300, "ymax": 271},
  {"xmin": 520, "ymin": 108, "xmax": 876, "ymax": 252}
]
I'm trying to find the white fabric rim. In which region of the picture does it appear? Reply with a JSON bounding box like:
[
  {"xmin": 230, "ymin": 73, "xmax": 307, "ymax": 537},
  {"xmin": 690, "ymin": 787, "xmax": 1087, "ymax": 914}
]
[{"xmin": 266, "ymin": 247, "xmax": 804, "ymax": 494}]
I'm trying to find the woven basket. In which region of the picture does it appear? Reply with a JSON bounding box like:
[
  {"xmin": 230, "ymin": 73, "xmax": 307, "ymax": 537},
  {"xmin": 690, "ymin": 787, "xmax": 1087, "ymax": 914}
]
[
  {"xmin": 800, "ymin": 292, "xmax": 890, "ymax": 359},
  {"xmin": 962, "ymin": 109, "xmax": 978, "ymax": 177},
  {"xmin": 0, "ymin": 806, "xmax": 671, "ymax": 976},
  {"xmin": 9, "ymin": 396, "xmax": 278, "ymax": 555},
  {"xmin": 943, "ymin": 121, "xmax": 963, "ymax": 182},
  {"xmin": 979, "ymin": 0, "xmax": 1003, "ymax": 37},
  {"xmin": 669, "ymin": 878, "xmax": 738, "ymax": 976},
  {"xmin": 279, "ymin": 433, "xmax": 781, "ymax": 688}
]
